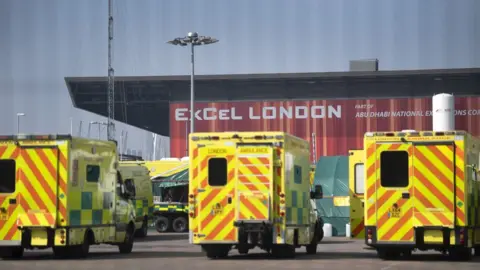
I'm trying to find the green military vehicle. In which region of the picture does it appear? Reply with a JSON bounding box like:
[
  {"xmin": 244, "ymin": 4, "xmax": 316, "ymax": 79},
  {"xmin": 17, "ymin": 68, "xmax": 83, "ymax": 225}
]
[{"xmin": 151, "ymin": 168, "xmax": 189, "ymax": 233}]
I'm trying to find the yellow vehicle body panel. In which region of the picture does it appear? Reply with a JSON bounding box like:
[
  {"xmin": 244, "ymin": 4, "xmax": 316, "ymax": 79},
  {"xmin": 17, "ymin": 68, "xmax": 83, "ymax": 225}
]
[
  {"xmin": 144, "ymin": 160, "xmax": 188, "ymax": 178},
  {"xmin": 348, "ymin": 149, "xmax": 365, "ymax": 239},
  {"xmin": 0, "ymin": 139, "xmax": 67, "ymax": 243},
  {"xmin": 189, "ymin": 132, "xmax": 316, "ymax": 247},
  {"xmin": 0, "ymin": 135, "xmax": 136, "ymax": 251},
  {"xmin": 118, "ymin": 162, "xmax": 154, "ymax": 228},
  {"xmin": 363, "ymin": 130, "xmax": 480, "ymax": 248}
]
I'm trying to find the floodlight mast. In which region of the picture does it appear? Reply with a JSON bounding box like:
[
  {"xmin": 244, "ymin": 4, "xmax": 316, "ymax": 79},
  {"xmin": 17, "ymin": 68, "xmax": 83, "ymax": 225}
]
[
  {"xmin": 167, "ymin": 32, "xmax": 219, "ymax": 134},
  {"xmin": 107, "ymin": 0, "xmax": 115, "ymax": 141}
]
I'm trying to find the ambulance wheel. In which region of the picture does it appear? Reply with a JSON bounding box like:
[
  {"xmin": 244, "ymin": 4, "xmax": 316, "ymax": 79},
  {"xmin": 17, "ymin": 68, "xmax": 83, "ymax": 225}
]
[
  {"xmin": 135, "ymin": 217, "xmax": 149, "ymax": 238},
  {"xmin": 377, "ymin": 249, "xmax": 400, "ymax": 260},
  {"xmin": 53, "ymin": 247, "xmax": 70, "ymax": 258},
  {"xmin": 475, "ymin": 246, "xmax": 480, "ymax": 256},
  {"xmin": 317, "ymin": 226, "xmax": 324, "ymax": 242},
  {"xmin": 75, "ymin": 230, "xmax": 92, "ymax": 258},
  {"xmin": 1, "ymin": 247, "xmax": 24, "ymax": 260},
  {"xmin": 155, "ymin": 216, "xmax": 170, "ymax": 233},
  {"xmin": 271, "ymin": 244, "xmax": 296, "ymax": 258},
  {"xmin": 306, "ymin": 223, "xmax": 321, "ymax": 254},
  {"xmin": 119, "ymin": 224, "xmax": 135, "ymax": 254},
  {"xmin": 172, "ymin": 216, "xmax": 188, "ymax": 233},
  {"xmin": 203, "ymin": 245, "xmax": 230, "ymax": 259},
  {"xmin": 448, "ymin": 247, "xmax": 472, "ymax": 261}
]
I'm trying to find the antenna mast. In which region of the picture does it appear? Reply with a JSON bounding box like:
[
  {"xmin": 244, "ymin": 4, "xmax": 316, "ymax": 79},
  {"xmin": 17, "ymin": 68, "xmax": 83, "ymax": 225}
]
[{"xmin": 107, "ymin": 0, "xmax": 115, "ymax": 140}]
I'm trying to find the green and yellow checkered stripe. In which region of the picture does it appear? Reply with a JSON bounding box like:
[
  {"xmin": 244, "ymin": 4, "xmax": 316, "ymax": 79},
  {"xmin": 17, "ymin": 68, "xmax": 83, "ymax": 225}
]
[
  {"xmin": 131, "ymin": 198, "xmax": 152, "ymax": 219},
  {"xmin": 154, "ymin": 203, "xmax": 188, "ymax": 214},
  {"xmin": 69, "ymin": 191, "xmax": 114, "ymax": 226},
  {"xmin": 286, "ymin": 190, "xmax": 309, "ymax": 225}
]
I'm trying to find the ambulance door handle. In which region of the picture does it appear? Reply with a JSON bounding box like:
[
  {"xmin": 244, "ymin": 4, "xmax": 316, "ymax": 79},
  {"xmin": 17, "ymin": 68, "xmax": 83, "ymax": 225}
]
[
  {"xmin": 402, "ymin": 193, "xmax": 410, "ymax": 199},
  {"xmin": 227, "ymin": 197, "xmax": 232, "ymax": 204}
]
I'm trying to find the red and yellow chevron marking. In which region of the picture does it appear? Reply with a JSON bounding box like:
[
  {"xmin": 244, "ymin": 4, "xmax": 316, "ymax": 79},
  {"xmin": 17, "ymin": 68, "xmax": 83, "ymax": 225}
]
[
  {"xmin": 350, "ymin": 217, "xmax": 365, "ymax": 238},
  {"xmin": 197, "ymin": 154, "xmax": 237, "ymax": 242},
  {"xmin": 412, "ymin": 144, "xmax": 464, "ymax": 226},
  {"xmin": 0, "ymin": 144, "xmax": 68, "ymax": 242},
  {"xmin": 237, "ymin": 156, "xmax": 271, "ymax": 221},
  {"xmin": 189, "ymin": 147, "xmax": 199, "ymax": 234},
  {"xmin": 365, "ymin": 140, "xmax": 466, "ymax": 242},
  {"xmin": 366, "ymin": 143, "xmax": 415, "ymax": 242},
  {"xmin": 364, "ymin": 142, "xmax": 379, "ymax": 226}
]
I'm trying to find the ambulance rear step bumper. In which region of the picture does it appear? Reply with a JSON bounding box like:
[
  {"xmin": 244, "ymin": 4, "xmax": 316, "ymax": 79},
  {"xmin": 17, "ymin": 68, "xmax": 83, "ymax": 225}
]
[
  {"xmin": 0, "ymin": 240, "xmax": 21, "ymax": 246},
  {"xmin": 233, "ymin": 221, "xmax": 272, "ymax": 233},
  {"xmin": 366, "ymin": 226, "xmax": 468, "ymax": 249}
]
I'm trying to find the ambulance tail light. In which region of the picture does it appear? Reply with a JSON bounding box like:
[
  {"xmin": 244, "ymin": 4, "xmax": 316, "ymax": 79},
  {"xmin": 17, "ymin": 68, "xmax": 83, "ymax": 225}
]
[
  {"xmin": 459, "ymin": 228, "xmax": 465, "ymax": 245},
  {"xmin": 367, "ymin": 229, "xmax": 373, "ymax": 240}
]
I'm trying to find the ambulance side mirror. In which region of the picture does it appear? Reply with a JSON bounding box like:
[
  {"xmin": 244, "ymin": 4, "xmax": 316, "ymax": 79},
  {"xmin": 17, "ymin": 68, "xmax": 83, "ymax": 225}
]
[
  {"xmin": 311, "ymin": 185, "xmax": 323, "ymax": 199},
  {"xmin": 117, "ymin": 183, "xmax": 129, "ymax": 199}
]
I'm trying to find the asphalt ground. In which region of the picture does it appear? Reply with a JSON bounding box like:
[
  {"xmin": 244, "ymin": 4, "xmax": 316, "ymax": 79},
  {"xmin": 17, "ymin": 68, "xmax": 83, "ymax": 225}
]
[{"xmin": 2, "ymin": 231, "xmax": 480, "ymax": 270}]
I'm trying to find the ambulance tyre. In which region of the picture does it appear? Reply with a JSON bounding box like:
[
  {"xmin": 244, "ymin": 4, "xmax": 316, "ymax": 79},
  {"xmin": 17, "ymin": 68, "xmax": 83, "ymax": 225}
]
[
  {"xmin": 202, "ymin": 245, "xmax": 230, "ymax": 259},
  {"xmin": 306, "ymin": 223, "xmax": 322, "ymax": 254},
  {"xmin": 135, "ymin": 217, "xmax": 149, "ymax": 238},
  {"xmin": 172, "ymin": 216, "xmax": 188, "ymax": 233},
  {"xmin": 74, "ymin": 230, "xmax": 92, "ymax": 258},
  {"xmin": 317, "ymin": 226, "xmax": 324, "ymax": 242},
  {"xmin": 119, "ymin": 223, "xmax": 135, "ymax": 254},
  {"xmin": 53, "ymin": 247, "xmax": 69, "ymax": 258},
  {"xmin": 474, "ymin": 246, "xmax": 480, "ymax": 256},
  {"xmin": 271, "ymin": 244, "xmax": 296, "ymax": 258},
  {"xmin": 376, "ymin": 248, "xmax": 400, "ymax": 260},
  {"xmin": 1, "ymin": 247, "xmax": 24, "ymax": 260},
  {"xmin": 155, "ymin": 216, "xmax": 170, "ymax": 233},
  {"xmin": 448, "ymin": 247, "xmax": 472, "ymax": 261}
]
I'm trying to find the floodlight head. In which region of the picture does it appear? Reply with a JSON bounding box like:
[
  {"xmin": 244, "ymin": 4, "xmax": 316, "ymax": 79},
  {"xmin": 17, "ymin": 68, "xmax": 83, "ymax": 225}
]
[{"xmin": 187, "ymin": 32, "xmax": 198, "ymax": 38}]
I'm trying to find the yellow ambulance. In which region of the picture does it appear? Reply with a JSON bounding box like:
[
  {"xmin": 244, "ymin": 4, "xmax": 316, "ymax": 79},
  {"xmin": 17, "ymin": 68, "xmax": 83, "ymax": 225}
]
[
  {"xmin": 0, "ymin": 134, "xmax": 136, "ymax": 259},
  {"xmin": 188, "ymin": 132, "xmax": 324, "ymax": 258}
]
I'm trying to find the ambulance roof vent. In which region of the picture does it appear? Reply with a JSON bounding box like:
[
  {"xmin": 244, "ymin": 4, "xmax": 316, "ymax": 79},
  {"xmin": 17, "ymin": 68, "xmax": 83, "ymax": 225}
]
[
  {"xmin": 401, "ymin": 129, "xmax": 417, "ymax": 133},
  {"xmin": 180, "ymin": 156, "xmax": 189, "ymax": 161}
]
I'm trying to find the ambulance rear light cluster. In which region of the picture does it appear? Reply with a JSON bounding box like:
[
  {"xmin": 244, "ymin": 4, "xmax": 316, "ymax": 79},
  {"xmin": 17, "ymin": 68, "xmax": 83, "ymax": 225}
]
[
  {"xmin": 459, "ymin": 228, "xmax": 465, "ymax": 245},
  {"xmin": 367, "ymin": 229, "xmax": 373, "ymax": 244},
  {"xmin": 279, "ymin": 193, "xmax": 286, "ymax": 217},
  {"xmin": 0, "ymin": 134, "xmax": 72, "ymax": 140},
  {"xmin": 60, "ymin": 229, "xmax": 66, "ymax": 244},
  {"xmin": 188, "ymin": 194, "xmax": 195, "ymax": 217}
]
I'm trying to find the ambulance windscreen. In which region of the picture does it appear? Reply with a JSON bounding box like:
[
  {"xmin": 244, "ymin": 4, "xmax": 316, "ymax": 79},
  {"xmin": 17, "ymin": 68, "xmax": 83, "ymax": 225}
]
[
  {"xmin": 380, "ymin": 151, "xmax": 409, "ymax": 188},
  {"xmin": 0, "ymin": 159, "xmax": 16, "ymax": 193}
]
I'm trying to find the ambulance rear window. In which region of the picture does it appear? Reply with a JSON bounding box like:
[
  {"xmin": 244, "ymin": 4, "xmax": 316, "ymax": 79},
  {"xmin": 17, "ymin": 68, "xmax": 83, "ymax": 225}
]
[
  {"xmin": 354, "ymin": 163, "xmax": 365, "ymax": 194},
  {"xmin": 208, "ymin": 158, "xmax": 227, "ymax": 186},
  {"xmin": 0, "ymin": 160, "xmax": 16, "ymax": 193},
  {"xmin": 86, "ymin": 165, "xmax": 100, "ymax": 183},
  {"xmin": 380, "ymin": 151, "xmax": 409, "ymax": 188}
]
